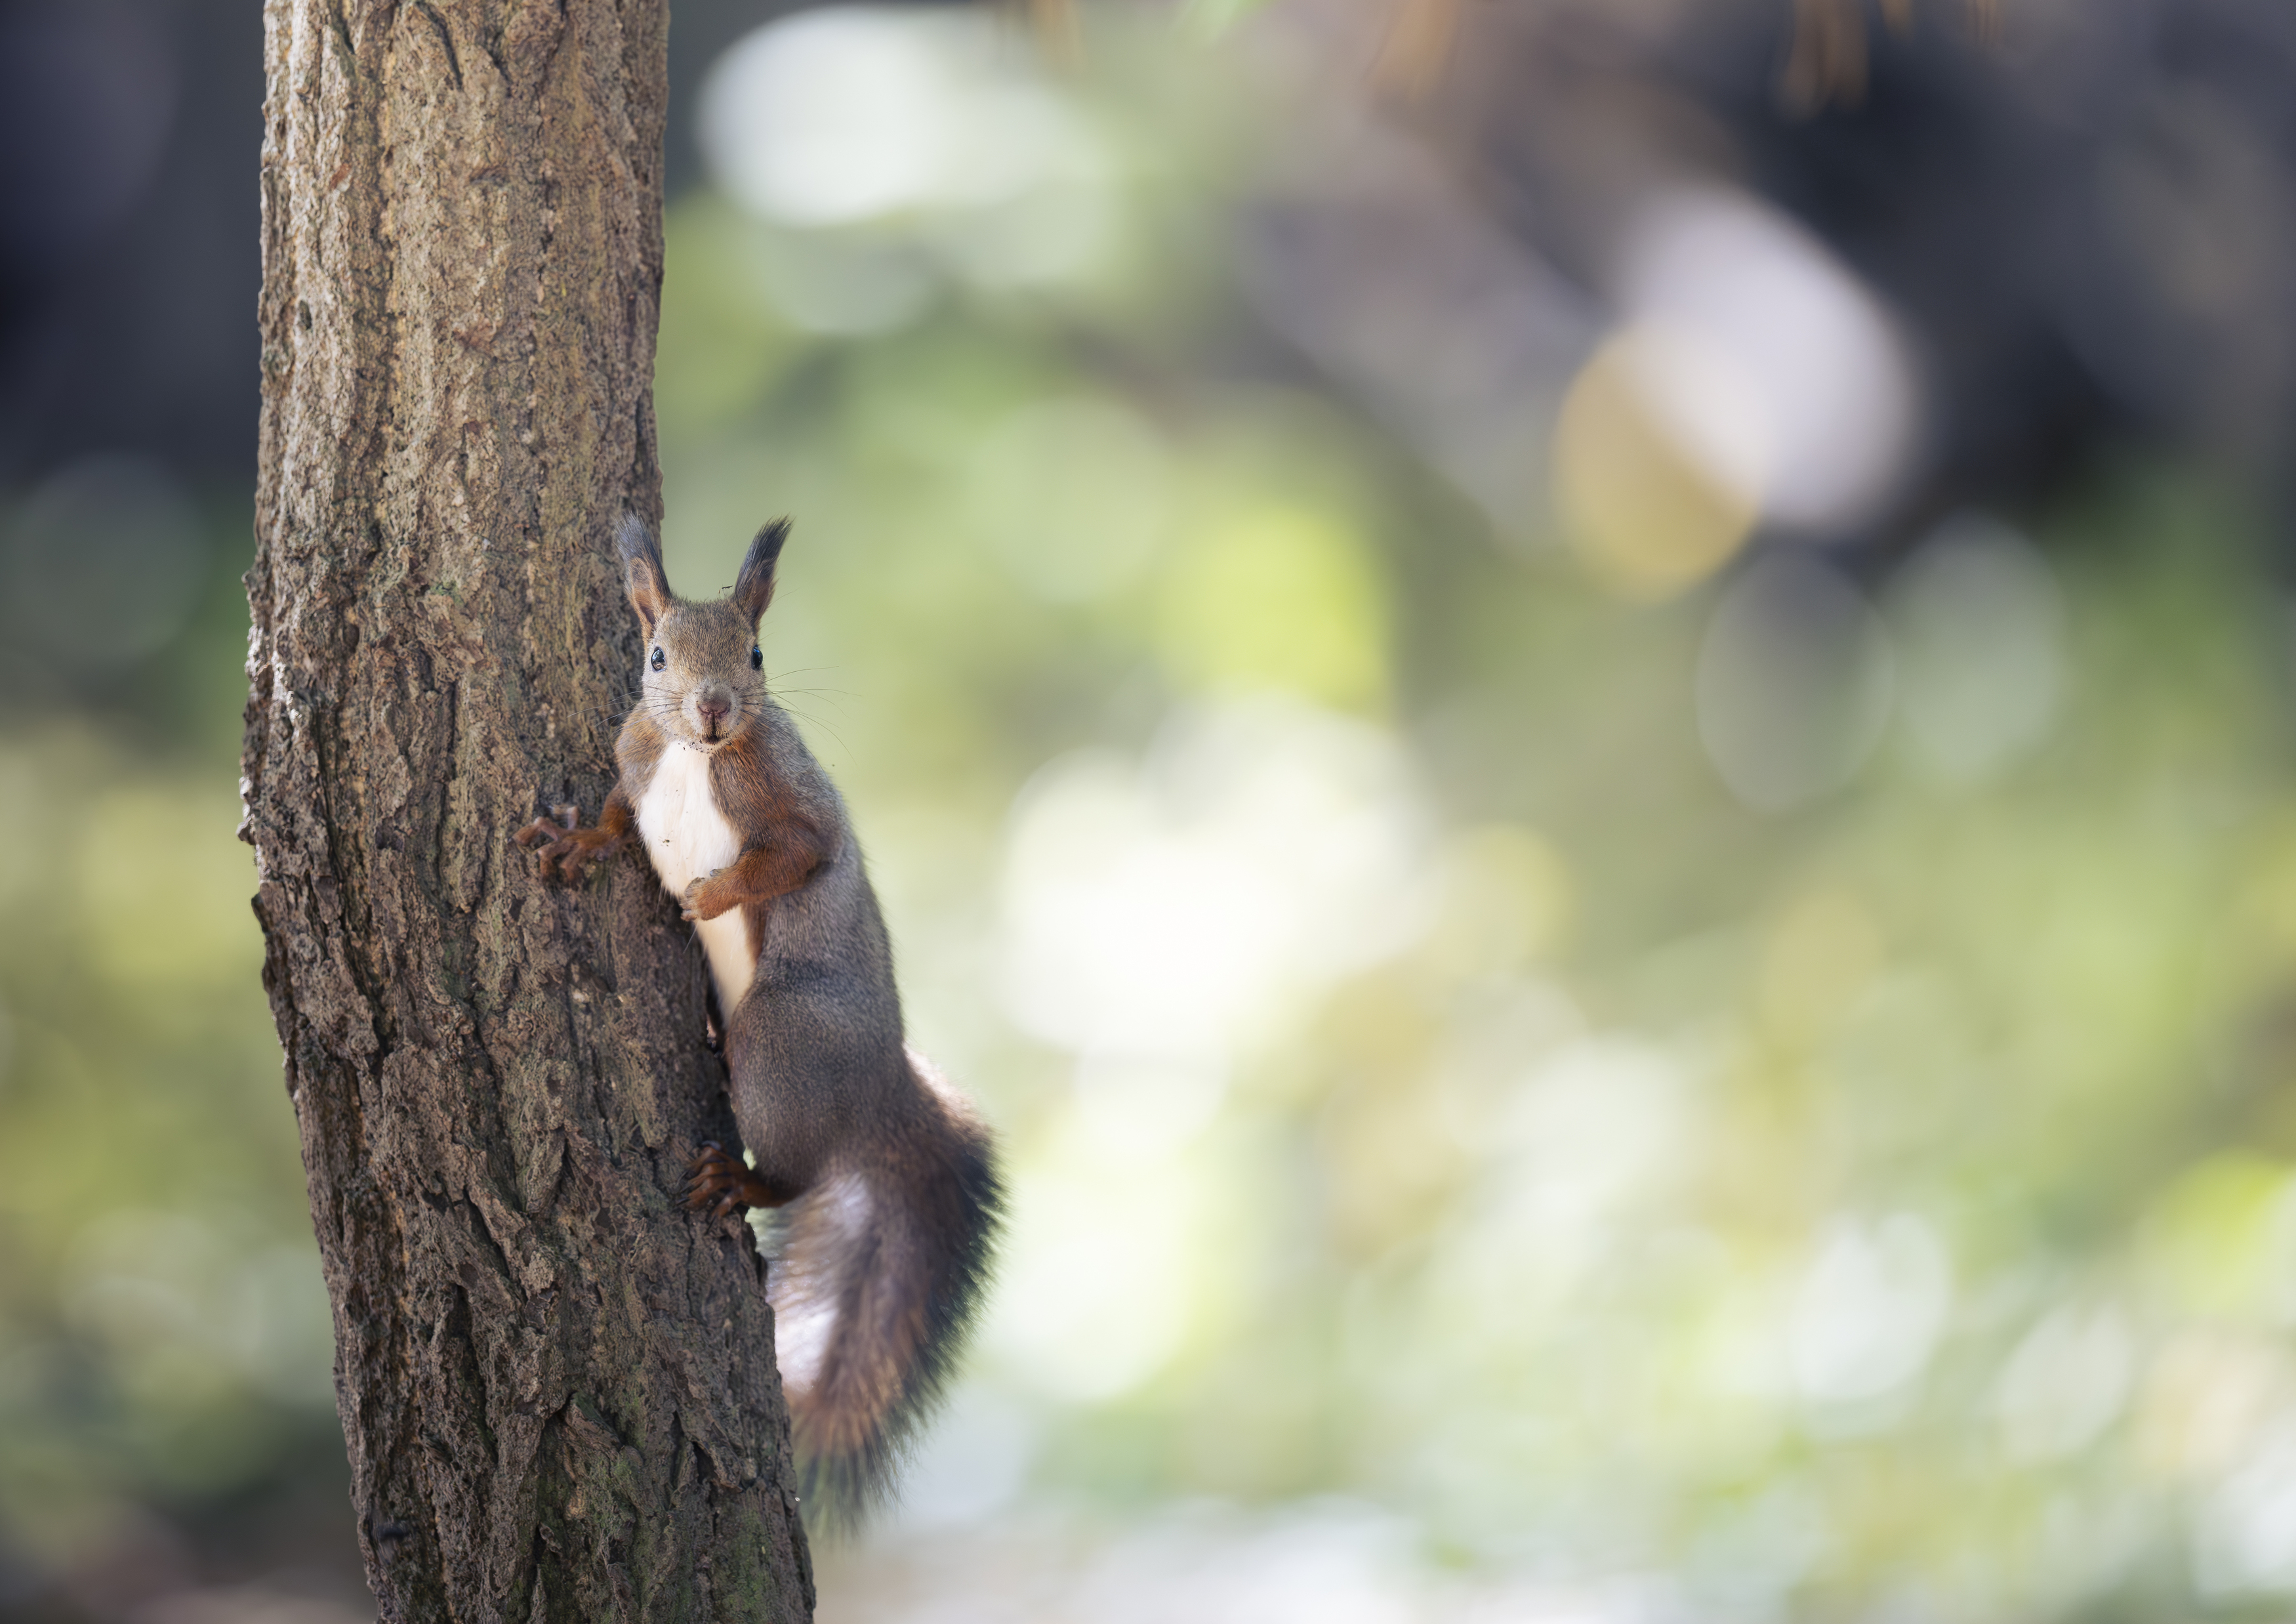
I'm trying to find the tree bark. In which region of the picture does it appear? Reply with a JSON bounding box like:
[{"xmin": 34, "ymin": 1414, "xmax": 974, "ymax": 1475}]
[{"xmin": 243, "ymin": 3, "xmax": 813, "ymax": 1617}]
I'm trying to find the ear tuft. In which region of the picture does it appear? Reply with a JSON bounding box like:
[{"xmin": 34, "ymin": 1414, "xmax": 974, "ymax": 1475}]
[
  {"xmin": 619, "ymin": 514, "xmax": 672, "ymax": 634},
  {"xmin": 733, "ymin": 518, "xmax": 791, "ymax": 626}
]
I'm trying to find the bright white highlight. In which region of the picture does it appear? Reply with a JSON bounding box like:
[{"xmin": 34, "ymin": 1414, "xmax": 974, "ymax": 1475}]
[
  {"xmin": 2198, "ymin": 1417, "xmax": 2296, "ymax": 1596},
  {"xmin": 1616, "ymin": 188, "xmax": 1919, "ymax": 533},
  {"xmin": 704, "ymin": 12, "xmax": 956, "ymax": 226},
  {"xmin": 1788, "ymin": 1214, "xmax": 1952, "ymax": 1410},
  {"xmin": 983, "ymin": 1146, "xmax": 1200, "ymax": 1402},
  {"xmin": 1433, "ymin": 1037, "xmax": 1693, "ymax": 1327},
  {"xmin": 985, "ymin": 698, "xmax": 1432, "ymax": 1400},
  {"xmin": 996, "ymin": 698, "xmax": 1430, "ymax": 1061},
  {"xmin": 1505, "ymin": 1039, "xmax": 1689, "ymax": 1234},
  {"xmin": 699, "ymin": 7, "xmax": 1106, "ymax": 257},
  {"xmin": 1993, "ymin": 1305, "xmax": 2133, "ymax": 1463}
]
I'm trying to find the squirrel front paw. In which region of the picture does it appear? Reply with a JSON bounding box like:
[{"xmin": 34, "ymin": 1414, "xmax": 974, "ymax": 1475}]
[
  {"xmin": 682, "ymin": 873, "xmax": 735, "ymax": 922},
  {"xmin": 515, "ymin": 807, "xmax": 616, "ymax": 881}
]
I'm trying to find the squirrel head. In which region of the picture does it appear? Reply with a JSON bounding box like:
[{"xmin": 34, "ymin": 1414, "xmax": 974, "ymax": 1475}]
[{"xmin": 619, "ymin": 514, "xmax": 790, "ymax": 751}]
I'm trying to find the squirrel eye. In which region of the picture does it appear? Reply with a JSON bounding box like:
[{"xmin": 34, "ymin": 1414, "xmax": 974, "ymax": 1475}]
[
  {"xmin": 649, "ymin": 646, "xmax": 666, "ymax": 672},
  {"xmin": 750, "ymin": 647, "xmax": 764, "ymax": 671}
]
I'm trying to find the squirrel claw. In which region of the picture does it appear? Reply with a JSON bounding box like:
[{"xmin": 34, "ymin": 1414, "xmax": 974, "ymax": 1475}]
[
  {"xmin": 512, "ymin": 814, "xmax": 562, "ymax": 851},
  {"xmin": 518, "ymin": 810, "xmax": 617, "ymax": 882},
  {"xmin": 514, "ymin": 820, "xmax": 576, "ymax": 881},
  {"xmin": 682, "ymin": 1141, "xmax": 775, "ymax": 1215}
]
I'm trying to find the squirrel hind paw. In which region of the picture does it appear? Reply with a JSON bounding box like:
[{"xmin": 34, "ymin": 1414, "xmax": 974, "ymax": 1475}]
[{"xmin": 681, "ymin": 1141, "xmax": 778, "ymax": 1217}]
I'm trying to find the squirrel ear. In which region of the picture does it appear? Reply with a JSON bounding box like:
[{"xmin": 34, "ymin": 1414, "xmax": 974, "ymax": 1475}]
[
  {"xmin": 733, "ymin": 518, "xmax": 790, "ymax": 627},
  {"xmin": 617, "ymin": 514, "xmax": 672, "ymax": 635}
]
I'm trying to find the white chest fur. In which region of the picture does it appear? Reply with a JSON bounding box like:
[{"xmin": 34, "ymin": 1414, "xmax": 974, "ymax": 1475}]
[{"xmin": 635, "ymin": 745, "xmax": 757, "ymax": 1012}]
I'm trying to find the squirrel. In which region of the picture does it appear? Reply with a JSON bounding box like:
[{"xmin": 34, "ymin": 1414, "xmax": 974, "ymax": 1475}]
[{"xmin": 515, "ymin": 514, "xmax": 1002, "ymax": 1523}]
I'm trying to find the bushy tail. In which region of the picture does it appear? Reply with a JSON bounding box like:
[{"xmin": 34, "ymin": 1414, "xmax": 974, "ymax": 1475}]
[{"xmin": 766, "ymin": 1054, "xmax": 1002, "ymax": 1528}]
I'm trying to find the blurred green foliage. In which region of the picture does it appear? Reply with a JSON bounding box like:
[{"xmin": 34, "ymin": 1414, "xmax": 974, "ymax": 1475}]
[
  {"xmin": 649, "ymin": 18, "xmax": 2296, "ymax": 1614},
  {"xmin": 0, "ymin": 519, "xmax": 342, "ymax": 1601}
]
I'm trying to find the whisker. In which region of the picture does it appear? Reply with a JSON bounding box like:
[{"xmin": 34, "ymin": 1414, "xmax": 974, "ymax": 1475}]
[{"xmin": 772, "ymin": 700, "xmax": 855, "ymax": 759}]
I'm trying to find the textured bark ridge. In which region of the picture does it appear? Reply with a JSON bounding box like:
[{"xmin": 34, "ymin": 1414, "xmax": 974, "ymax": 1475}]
[{"xmin": 244, "ymin": 3, "xmax": 813, "ymax": 1617}]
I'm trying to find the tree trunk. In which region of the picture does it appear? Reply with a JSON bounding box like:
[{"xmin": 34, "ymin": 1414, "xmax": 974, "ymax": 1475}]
[{"xmin": 242, "ymin": 3, "xmax": 813, "ymax": 1617}]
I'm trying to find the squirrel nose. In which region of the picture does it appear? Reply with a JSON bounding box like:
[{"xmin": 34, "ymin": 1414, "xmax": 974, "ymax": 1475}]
[{"xmin": 697, "ymin": 696, "xmax": 730, "ymax": 725}]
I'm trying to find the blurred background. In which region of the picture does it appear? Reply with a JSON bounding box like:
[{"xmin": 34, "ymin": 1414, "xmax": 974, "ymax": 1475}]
[{"xmin": 10, "ymin": 0, "xmax": 2296, "ymax": 1618}]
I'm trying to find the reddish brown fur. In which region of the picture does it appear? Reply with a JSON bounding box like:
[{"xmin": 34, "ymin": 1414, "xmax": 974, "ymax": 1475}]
[
  {"xmin": 517, "ymin": 516, "xmax": 1002, "ymax": 1526},
  {"xmin": 684, "ymin": 744, "xmax": 832, "ymax": 924}
]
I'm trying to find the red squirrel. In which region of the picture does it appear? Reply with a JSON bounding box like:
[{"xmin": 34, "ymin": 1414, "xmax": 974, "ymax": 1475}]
[{"xmin": 516, "ymin": 516, "xmax": 1002, "ymax": 1522}]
